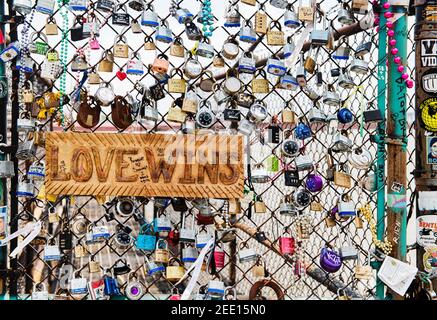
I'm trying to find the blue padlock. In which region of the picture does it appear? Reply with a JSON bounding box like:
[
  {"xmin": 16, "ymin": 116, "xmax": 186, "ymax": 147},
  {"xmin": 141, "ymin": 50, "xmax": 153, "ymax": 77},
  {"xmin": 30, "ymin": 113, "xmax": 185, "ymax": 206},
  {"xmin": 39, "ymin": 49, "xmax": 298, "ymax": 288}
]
[
  {"xmin": 0, "ymin": 42, "xmax": 20, "ymax": 63},
  {"xmin": 295, "ymin": 123, "xmax": 312, "ymax": 140},
  {"xmin": 153, "ymin": 217, "xmax": 172, "ymax": 232},
  {"xmin": 278, "ymin": 74, "xmax": 298, "ymax": 91},
  {"xmin": 267, "ymin": 57, "xmax": 287, "ymax": 76},
  {"xmin": 136, "ymin": 223, "xmax": 156, "ymax": 251},
  {"xmin": 337, "ymin": 108, "xmax": 354, "ymax": 124},
  {"xmin": 104, "ymin": 273, "xmax": 120, "ymax": 296}
]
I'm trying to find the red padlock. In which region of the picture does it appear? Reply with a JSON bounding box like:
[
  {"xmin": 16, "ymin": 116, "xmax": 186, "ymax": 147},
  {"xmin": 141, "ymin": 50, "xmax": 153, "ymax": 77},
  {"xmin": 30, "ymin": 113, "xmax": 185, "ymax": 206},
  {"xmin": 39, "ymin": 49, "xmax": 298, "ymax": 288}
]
[
  {"xmin": 279, "ymin": 229, "xmax": 295, "ymax": 255},
  {"xmin": 196, "ymin": 213, "xmax": 214, "ymax": 225},
  {"xmin": 167, "ymin": 229, "xmax": 180, "ymax": 247},
  {"xmin": 214, "ymin": 244, "xmax": 225, "ymax": 269}
]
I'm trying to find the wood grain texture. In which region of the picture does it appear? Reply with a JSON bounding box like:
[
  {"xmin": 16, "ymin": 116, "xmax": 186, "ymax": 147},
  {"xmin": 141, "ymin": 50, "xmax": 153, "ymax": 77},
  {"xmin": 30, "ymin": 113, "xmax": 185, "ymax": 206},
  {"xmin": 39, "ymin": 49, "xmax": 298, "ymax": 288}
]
[{"xmin": 45, "ymin": 132, "xmax": 244, "ymax": 199}]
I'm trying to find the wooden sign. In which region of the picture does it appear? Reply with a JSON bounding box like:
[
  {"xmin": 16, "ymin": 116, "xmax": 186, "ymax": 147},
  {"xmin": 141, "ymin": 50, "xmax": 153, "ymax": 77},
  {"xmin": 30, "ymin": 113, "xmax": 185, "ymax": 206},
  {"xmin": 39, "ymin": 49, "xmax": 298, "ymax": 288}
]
[{"xmin": 45, "ymin": 132, "xmax": 244, "ymax": 199}]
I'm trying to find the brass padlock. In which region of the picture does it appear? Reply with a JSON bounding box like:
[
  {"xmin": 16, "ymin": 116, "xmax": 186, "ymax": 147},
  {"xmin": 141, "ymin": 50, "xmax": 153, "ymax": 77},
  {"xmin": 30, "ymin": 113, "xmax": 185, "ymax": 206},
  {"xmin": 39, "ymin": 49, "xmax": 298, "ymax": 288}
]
[
  {"xmin": 154, "ymin": 239, "xmax": 170, "ymax": 263},
  {"xmin": 252, "ymin": 69, "xmax": 269, "ymax": 94},
  {"xmin": 325, "ymin": 214, "xmax": 336, "ymax": 228},
  {"xmin": 74, "ymin": 244, "xmax": 86, "ymax": 258},
  {"xmin": 45, "ymin": 16, "xmax": 58, "ymax": 35},
  {"xmin": 228, "ymin": 199, "xmax": 241, "ymax": 215},
  {"xmin": 144, "ymin": 36, "xmax": 156, "ymax": 50},
  {"xmin": 182, "ymin": 85, "xmax": 198, "ymax": 114},
  {"xmin": 168, "ymin": 69, "xmax": 186, "ymax": 94},
  {"xmin": 241, "ymin": 0, "xmax": 256, "ymax": 5},
  {"xmin": 282, "ymin": 109, "xmax": 296, "ymax": 124},
  {"xmin": 333, "ymin": 164, "xmax": 351, "ymax": 188},
  {"xmin": 252, "ymin": 258, "xmax": 266, "ymax": 277},
  {"xmin": 310, "ymin": 201, "xmax": 323, "ymax": 212},
  {"xmin": 98, "ymin": 50, "xmax": 114, "ymax": 73},
  {"xmin": 166, "ymin": 258, "xmax": 185, "ymax": 282},
  {"xmin": 88, "ymin": 69, "xmax": 101, "ymax": 85},
  {"xmin": 167, "ymin": 103, "xmax": 187, "ymax": 123},
  {"xmin": 298, "ymin": 0, "xmax": 314, "ymax": 21},
  {"xmin": 304, "ymin": 47, "xmax": 316, "ymax": 74},
  {"xmin": 89, "ymin": 257, "xmax": 101, "ymax": 273},
  {"xmin": 351, "ymin": 0, "xmax": 368, "ymax": 13},
  {"xmin": 267, "ymin": 21, "xmax": 285, "ymax": 46},
  {"xmin": 254, "ymin": 195, "xmax": 267, "ymax": 213},
  {"xmin": 22, "ymin": 81, "xmax": 34, "ymax": 104},
  {"xmin": 170, "ymin": 36, "xmax": 185, "ymax": 58},
  {"xmin": 255, "ymin": 9, "xmax": 268, "ymax": 34},
  {"xmin": 113, "ymin": 35, "xmax": 129, "ymax": 58}
]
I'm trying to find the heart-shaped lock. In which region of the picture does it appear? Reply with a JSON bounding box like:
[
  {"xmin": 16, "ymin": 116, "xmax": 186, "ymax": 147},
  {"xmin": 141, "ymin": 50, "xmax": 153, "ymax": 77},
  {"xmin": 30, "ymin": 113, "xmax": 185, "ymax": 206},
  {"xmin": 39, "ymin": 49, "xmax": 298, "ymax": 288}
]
[{"xmin": 116, "ymin": 69, "xmax": 127, "ymax": 81}]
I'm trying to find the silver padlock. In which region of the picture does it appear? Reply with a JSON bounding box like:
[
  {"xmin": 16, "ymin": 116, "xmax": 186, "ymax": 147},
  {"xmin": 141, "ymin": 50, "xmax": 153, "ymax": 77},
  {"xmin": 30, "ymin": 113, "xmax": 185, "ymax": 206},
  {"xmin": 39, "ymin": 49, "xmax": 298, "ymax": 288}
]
[
  {"xmin": 16, "ymin": 54, "xmax": 34, "ymax": 73},
  {"xmin": 196, "ymin": 227, "xmax": 213, "ymax": 249},
  {"xmin": 182, "ymin": 245, "xmax": 198, "ymax": 264},
  {"xmin": 278, "ymin": 74, "xmax": 298, "ymax": 91},
  {"xmin": 196, "ymin": 100, "xmax": 216, "ymax": 128},
  {"xmin": 0, "ymin": 145, "xmax": 15, "ymax": 178},
  {"xmin": 36, "ymin": 0, "xmax": 56, "ymax": 15},
  {"xmin": 333, "ymin": 43, "xmax": 351, "ymax": 60},
  {"xmin": 13, "ymin": 0, "xmax": 33, "ymax": 14},
  {"xmin": 16, "ymin": 176, "xmax": 35, "ymax": 197},
  {"xmin": 339, "ymin": 232, "xmax": 358, "ymax": 260},
  {"xmin": 221, "ymin": 36, "xmax": 240, "ymax": 60},
  {"xmin": 296, "ymin": 54, "xmax": 307, "ymax": 87},
  {"xmin": 238, "ymin": 118, "xmax": 255, "ymax": 136},
  {"xmin": 284, "ymin": 6, "xmax": 300, "ymax": 28},
  {"xmin": 239, "ymin": 20, "xmax": 257, "ymax": 43},
  {"xmin": 308, "ymin": 107, "xmax": 326, "ymax": 124},
  {"xmin": 322, "ymin": 84, "xmax": 340, "ymax": 106},
  {"xmin": 141, "ymin": 101, "xmax": 159, "ymax": 122},
  {"xmin": 223, "ymin": 69, "xmax": 242, "ymax": 95},
  {"xmin": 28, "ymin": 161, "xmax": 45, "ymax": 181},
  {"xmin": 332, "ymin": 132, "xmax": 353, "ymax": 152},
  {"xmin": 183, "ymin": 54, "xmax": 203, "ymax": 79},
  {"xmin": 179, "ymin": 214, "xmax": 196, "ymax": 243},
  {"xmin": 250, "ymin": 165, "xmax": 270, "ymax": 183},
  {"xmin": 95, "ymin": 82, "xmax": 115, "ymax": 106},
  {"xmin": 207, "ymin": 278, "xmax": 225, "ymax": 299},
  {"xmin": 196, "ymin": 38, "xmax": 215, "ymax": 59},
  {"xmin": 338, "ymin": 69, "xmax": 355, "ymax": 89},
  {"xmin": 238, "ymin": 243, "xmax": 258, "ymax": 263},
  {"xmin": 16, "ymin": 138, "xmax": 37, "ymax": 161},
  {"xmin": 175, "ymin": 7, "xmax": 194, "ymax": 24},
  {"xmin": 270, "ymin": 0, "xmax": 288, "ymax": 9},
  {"xmin": 350, "ymin": 58, "xmax": 369, "ymax": 75},
  {"xmin": 310, "ymin": 10, "xmax": 329, "ymax": 46},
  {"xmin": 155, "ymin": 20, "xmax": 173, "ymax": 43},
  {"xmin": 295, "ymin": 154, "xmax": 313, "ymax": 171},
  {"xmin": 238, "ymin": 52, "xmax": 256, "ymax": 74},
  {"xmin": 70, "ymin": 0, "xmax": 87, "ymax": 11},
  {"xmin": 247, "ymin": 100, "xmax": 268, "ymax": 123},
  {"xmin": 280, "ymin": 196, "xmax": 297, "ymax": 215},
  {"xmin": 213, "ymin": 83, "xmax": 231, "ymax": 106},
  {"xmin": 267, "ymin": 56, "xmax": 287, "ymax": 76},
  {"xmin": 17, "ymin": 113, "xmax": 36, "ymax": 132},
  {"xmin": 283, "ymin": 37, "xmax": 296, "ymax": 59},
  {"xmin": 224, "ymin": 1, "xmax": 241, "ymax": 28},
  {"xmin": 141, "ymin": 3, "xmax": 159, "ymax": 26},
  {"xmin": 126, "ymin": 53, "xmax": 144, "ymax": 75},
  {"xmin": 338, "ymin": 2, "xmax": 355, "ymax": 25}
]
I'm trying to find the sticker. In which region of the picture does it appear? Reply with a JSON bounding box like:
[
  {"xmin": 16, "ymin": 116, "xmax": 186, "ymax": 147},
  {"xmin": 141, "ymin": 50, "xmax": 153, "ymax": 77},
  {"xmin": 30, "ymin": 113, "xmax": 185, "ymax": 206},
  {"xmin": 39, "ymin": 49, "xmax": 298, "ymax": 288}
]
[
  {"xmin": 421, "ymin": 39, "xmax": 437, "ymax": 67},
  {"xmin": 423, "ymin": 247, "xmax": 437, "ymax": 273},
  {"xmin": 416, "ymin": 215, "xmax": 437, "ymax": 247},
  {"xmin": 424, "ymin": 5, "xmax": 437, "ymax": 22},
  {"xmin": 422, "ymin": 69, "xmax": 437, "ymax": 94},
  {"xmin": 0, "ymin": 78, "xmax": 7, "ymax": 99},
  {"xmin": 387, "ymin": 193, "xmax": 407, "ymax": 210},
  {"xmin": 427, "ymin": 136, "xmax": 437, "ymax": 164},
  {"xmin": 419, "ymin": 97, "xmax": 437, "ymax": 132}
]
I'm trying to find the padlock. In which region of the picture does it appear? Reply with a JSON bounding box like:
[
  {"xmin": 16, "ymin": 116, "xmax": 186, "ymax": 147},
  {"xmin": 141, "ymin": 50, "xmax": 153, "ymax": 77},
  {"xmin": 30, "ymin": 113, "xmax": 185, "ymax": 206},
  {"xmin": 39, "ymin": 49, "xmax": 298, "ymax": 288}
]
[
  {"xmin": 92, "ymin": 223, "xmax": 110, "ymax": 241},
  {"xmin": 175, "ymin": 7, "xmax": 194, "ymax": 24},
  {"xmin": 304, "ymin": 47, "xmax": 316, "ymax": 74},
  {"xmin": 239, "ymin": 20, "xmax": 257, "ymax": 44},
  {"xmin": 337, "ymin": 288, "xmax": 350, "ymax": 300},
  {"xmin": 310, "ymin": 10, "xmax": 329, "ymax": 46},
  {"xmin": 182, "ymin": 245, "xmax": 198, "ymax": 264},
  {"xmin": 267, "ymin": 56, "xmax": 287, "ymax": 76},
  {"xmin": 129, "ymin": 18, "xmax": 142, "ymax": 33},
  {"xmin": 0, "ymin": 42, "xmax": 20, "ymax": 63},
  {"xmin": 196, "ymin": 226, "xmax": 213, "ymax": 249},
  {"xmin": 333, "ymin": 43, "xmax": 351, "ymax": 61},
  {"xmin": 282, "ymin": 108, "xmax": 296, "ymax": 124},
  {"xmin": 183, "ymin": 54, "xmax": 203, "ymax": 79},
  {"xmin": 96, "ymin": 0, "xmax": 114, "ymax": 11},
  {"xmin": 292, "ymin": 188, "xmax": 312, "ymax": 209},
  {"xmin": 238, "ymin": 118, "xmax": 255, "ymax": 136},
  {"xmin": 16, "ymin": 53, "xmax": 34, "ymax": 73},
  {"xmin": 156, "ymin": 20, "xmax": 173, "ymax": 43},
  {"xmin": 283, "ymin": 37, "xmax": 296, "ymax": 59},
  {"xmin": 296, "ymin": 55, "xmax": 307, "ymax": 87},
  {"xmin": 168, "ymin": 69, "xmax": 186, "ymax": 93},
  {"xmin": 95, "ymin": 82, "xmax": 115, "ymax": 106},
  {"xmin": 170, "ymin": 36, "xmax": 185, "ymax": 58},
  {"xmin": 355, "ymin": 41, "xmax": 372, "ymax": 57},
  {"xmin": 284, "ymin": 5, "xmax": 300, "ymax": 28},
  {"xmin": 71, "ymin": 53, "xmax": 89, "ymax": 72},
  {"xmin": 125, "ymin": 272, "xmax": 143, "ymax": 300},
  {"xmin": 338, "ymin": 2, "xmax": 355, "ymax": 25},
  {"xmin": 59, "ymin": 225, "xmax": 73, "ymax": 251},
  {"xmin": 221, "ymin": 69, "xmax": 241, "ymax": 96},
  {"xmin": 153, "ymin": 216, "xmax": 172, "ymax": 233},
  {"xmin": 13, "ymin": 0, "xmax": 33, "ymax": 14},
  {"xmin": 251, "ymin": 69, "xmax": 269, "ymax": 94},
  {"xmin": 166, "ymin": 258, "xmax": 185, "ymax": 282},
  {"xmin": 151, "ymin": 53, "xmax": 169, "ymax": 74},
  {"xmin": 88, "ymin": 69, "xmax": 101, "ymax": 85},
  {"xmin": 320, "ymin": 246, "xmax": 342, "ymax": 273},
  {"xmin": 169, "ymin": 288, "xmax": 182, "ymax": 300},
  {"xmin": 103, "ymin": 270, "xmax": 121, "ymax": 296},
  {"xmin": 338, "ymin": 68, "xmax": 355, "ymax": 89},
  {"xmin": 332, "ymin": 132, "xmax": 353, "ymax": 153},
  {"xmin": 141, "ymin": 3, "xmax": 159, "ymax": 26},
  {"xmin": 89, "ymin": 36, "xmax": 100, "ymax": 50},
  {"xmin": 196, "ymin": 38, "xmax": 215, "ymax": 59},
  {"xmin": 221, "ymin": 36, "xmax": 240, "ymax": 60},
  {"xmin": 255, "ymin": 7, "xmax": 268, "ymax": 34},
  {"xmin": 252, "ymin": 257, "xmax": 266, "ymax": 277},
  {"xmin": 112, "ymin": 4, "xmax": 130, "ymax": 26},
  {"xmin": 350, "ymin": 57, "xmax": 369, "ymax": 75},
  {"xmin": 136, "ymin": 223, "xmax": 156, "ymax": 251},
  {"xmin": 224, "ymin": 1, "xmax": 241, "ymax": 28},
  {"xmin": 88, "ymin": 256, "xmax": 101, "ymax": 273},
  {"xmin": 213, "ymin": 243, "xmax": 225, "ymax": 269},
  {"xmin": 113, "ymin": 258, "xmax": 131, "ymax": 276},
  {"xmin": 267, "ymin": 21, "xmax": 285, "ymax": 46},
  {"xmin": 223, "ymin": 102, "xmax": 241, "ymax": 122},
  {"xmin": 167, "ymin": 103, "xmax": 187, "ymax": 124},
  {"xmin": 348, "ymin": 147, "xmax": 372, "ymax": 170},
  {"xmin": 306, "ymin": 173, "xmax": 323, "ymax": 192},
  {"xmin": 44, "ymin": 239, "xmax": 61, "ymax": 261},
  {"xmin": 16, "ymin": 138, "xmax": 37, "ymax": 161},
  {"xmin": 277, "ymin": 73, "xmax": 299, "ymax": 91},
  {"xmin": 354, "ymin": 251, "xmax": 373, "ymax": 280},
  {"xmin": 70, "ymin": 17, "xmax": 85, "ymax": 42},
  {"xmin": 17, "ymin": 113, "xmax": 35, "ymax": 132},
  {"xmin": 180, "ymin": 213, "xmax": 196, "ymax": 243},
  {"xmin": 322, "ymin": 84, "xmax": 340, "ymax": 106},
  {"xmin": 279, "ymin": 229, "xmax": 296, "ymax": 255},
  {"xmin": 295, "ymin": 122, "xmax": 312, "ymax": 139},
  {"xmin": 45, "ymin": 17, "xmax": 58, "ymax": 35},
  {"xmin": 241, "ymin": 0, "xmax": 256, "ymax": 5},
  {"xmin": 248, "ymin": 100, "xmax": 268, "ymax": 123},
  {"xmin": 126, "ymin": 53, "xmax": 144, "ymax": 75},
  {"xmin": 298, "ymin": 0, "xmax": 314, "ymax": 21},
  {"xmin": 70, "ymin": 0, "xmax": 87, "ymax": 10},
  {"xmin": 338, "ymin": 194, "xmax": 356, "ymax": 217},
  {"xmin": 339, "ymin": 232, "xmax": 358, "ymax": 260},
  {"xmin": 149, "ymin": 82, "xmax": 166, "ymax": 101},
  {"xmin": 185, "ymin": 19, "xmax": 202, "ymax": 41},
  {"xmin": 270, "ymin": 0, "xmax": 288, "ymax": 9},
  {"xmin": 238, "ymin": 242, "xmax": 258, "ymax": 263},
  {"xmin": 36, "ymin": 0, "xmax": 56, "ymax": 14},
  {"xmin": 113, "ymin": 35, "xmax": 129, "ymax": 58},
  {"xmin": 0, "ymin": 148, "xmax": 15, "ymax": 178},
  {"xmin": 143, "ymin": 36, "xmax": 156, "ymax": 50},
  {"xmin": 198, "ymin": 70, "xmax": 216, "ymax": 93},
  {"xmin": 284, "ymin": 169, "xmax": 300, "ymax": 187},
  {"xmin": 295, "ymin": 154, "xmax": 313, "ymax": 171},
  {"xmin": 40, "ymin": 51, "xmax": 61, "ymax": 81},
  {"xmin": 235, "ymin": 91, "xmax": 255, "ymax": 108},
  {"xmin": 333, "ymin": 163, "xmax": 352, "ymax": 188},
  {"xmin": 141, "ymin": 97, "xmax": 160, "ymax": 122},
  {"xmin": 254, "ymin": 195, "xmax": 267, "ymax": 213},
  {"xmin": 32, "ymin": 283, "xmax": 49, "ymax": 300},
  {"xmin": 83, "ymin": 12, "xmax": 100, "ymax": 37},
  {"xmin": 213, "ymin": 53, "xmax": 225, "ymax": 68},
  {"xmin": 207, "ymin": 277, "xmax": 225, "ymax": 299},
  {"xmin": 144, "ymin": 255, "xmax": 165, "ymax": 276},
  {"xmin": 281, "ymin": 135, "xmax": 300, "ymax": 158}
]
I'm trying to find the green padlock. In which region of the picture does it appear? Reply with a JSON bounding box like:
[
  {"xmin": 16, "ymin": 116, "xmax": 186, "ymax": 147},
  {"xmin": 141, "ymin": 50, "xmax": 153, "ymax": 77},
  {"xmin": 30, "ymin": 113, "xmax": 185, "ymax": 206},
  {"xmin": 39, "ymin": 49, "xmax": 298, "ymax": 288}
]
[
  {"xmin": 266, "ymin": 155, "xmax": 279, "ymax": 172},
  {"xmin": 46, "ymin": 49, "xmax": 59, "ymax": 62}
]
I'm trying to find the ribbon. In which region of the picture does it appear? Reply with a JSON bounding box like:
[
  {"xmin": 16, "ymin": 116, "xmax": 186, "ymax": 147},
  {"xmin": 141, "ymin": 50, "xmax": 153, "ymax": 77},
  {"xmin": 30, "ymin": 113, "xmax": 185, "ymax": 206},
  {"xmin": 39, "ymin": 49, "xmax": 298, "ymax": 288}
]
[
  {"xmin": 0, "ymin": 221, "xmax": 42, "ymax": 258},
  {"xmin": 285, "ymin": 23, "xmax": 313, "ymax": 70},
  {"xmin": 174, "ymin": 237, "xmax": 215, "ymax": 300}
]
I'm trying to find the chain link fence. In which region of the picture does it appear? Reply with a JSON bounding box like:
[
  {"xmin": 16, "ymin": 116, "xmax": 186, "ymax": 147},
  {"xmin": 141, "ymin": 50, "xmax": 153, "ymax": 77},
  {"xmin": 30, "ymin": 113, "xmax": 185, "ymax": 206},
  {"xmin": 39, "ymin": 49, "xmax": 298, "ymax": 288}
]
[{"xmin": 0, "ymin": 0, "xmax": 418, "ymax": 300}]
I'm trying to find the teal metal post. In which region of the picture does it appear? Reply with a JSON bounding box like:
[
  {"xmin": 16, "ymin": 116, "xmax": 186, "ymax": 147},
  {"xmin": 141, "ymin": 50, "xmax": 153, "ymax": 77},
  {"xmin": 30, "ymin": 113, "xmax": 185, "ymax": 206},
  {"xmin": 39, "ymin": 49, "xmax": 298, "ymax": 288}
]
[{"xmin": 376, "ymin": 2, "xmax": 388, "ymax": 300}]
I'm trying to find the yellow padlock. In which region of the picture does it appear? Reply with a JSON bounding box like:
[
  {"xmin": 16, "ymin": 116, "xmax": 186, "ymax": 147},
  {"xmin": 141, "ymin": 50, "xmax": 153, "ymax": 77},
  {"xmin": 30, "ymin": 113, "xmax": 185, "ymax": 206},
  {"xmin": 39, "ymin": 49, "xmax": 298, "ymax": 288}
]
[{"xmin": 166, "ymin": 258, "xmax": 185, "ymax": 282}]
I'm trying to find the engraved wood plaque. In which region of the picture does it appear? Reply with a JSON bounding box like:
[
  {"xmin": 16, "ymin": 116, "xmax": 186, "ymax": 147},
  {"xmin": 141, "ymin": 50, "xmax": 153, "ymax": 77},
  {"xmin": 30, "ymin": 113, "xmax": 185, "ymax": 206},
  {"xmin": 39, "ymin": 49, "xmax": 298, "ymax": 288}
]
[{"xmin": 45, "ymin": 132, "xmax": 244, "ymax": 199}]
